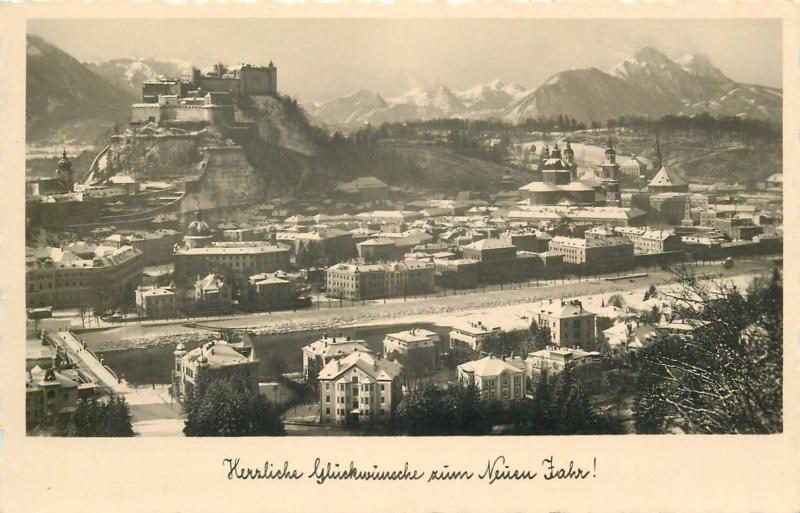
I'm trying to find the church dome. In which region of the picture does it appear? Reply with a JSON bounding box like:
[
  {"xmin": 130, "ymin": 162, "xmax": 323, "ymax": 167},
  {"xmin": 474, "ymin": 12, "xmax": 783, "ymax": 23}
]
[{"xmin": 186, "ymin": 211, "xmax": 212, "ymax": 237}]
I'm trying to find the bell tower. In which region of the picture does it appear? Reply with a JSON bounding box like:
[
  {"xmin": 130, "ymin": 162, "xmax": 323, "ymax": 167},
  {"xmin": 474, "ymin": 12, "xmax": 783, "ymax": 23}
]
[
  {"xmin": 599, "ymin": 138, "xmax": 621, "ymax": 206},
  {"xmin": 56, "ymin": 148, "xmax": 74, "ymax": 192},
  {"xmin": 653, "ymin": 137, "xmax": 663, "ymax": 175}
]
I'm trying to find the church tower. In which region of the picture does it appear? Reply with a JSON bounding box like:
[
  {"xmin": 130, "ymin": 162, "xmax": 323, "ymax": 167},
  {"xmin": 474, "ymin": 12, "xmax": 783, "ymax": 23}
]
[
  {"xmin": 56, "ymin": 149, "xmax": 74, "ymax": 192},
  {"xmin": 653, "ymin": 137, "xmax": 663, "ymax": 176},
  {"xmin": 599, "ymin": 137, "xmax": 621, "ymax": 206},
  {"xmin": 681, "ymin": 198, "xmax": 695, "ymax": 227},
  {"xmin": 563, "ymin": 139, "xmax": 577, "ymax": 181}
]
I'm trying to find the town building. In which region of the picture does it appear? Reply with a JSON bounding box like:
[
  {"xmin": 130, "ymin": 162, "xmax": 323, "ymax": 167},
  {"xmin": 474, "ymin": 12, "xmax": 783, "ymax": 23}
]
[
  {"xmin": 283, "ymin": 229, "xmax": 355, "ymax": 267},
  {"xmin": 648, "ymin": 166, "xmax": 689, "ymax": 193},
  {"xmin": 175, "ymin": 242, "xmax": 291, "ymax": 283},
  {"xmin": 498, "ymin": 229, "xmax": 552, "ymax": 253},
  {"xmin": 525, "ymin": 346, "xmax": 602, "ymax": 378},
  {"xmin": 242, "ymin": 273, "xmax": 294, "ymax": 311},
  {"xmin": 534, "ymin": 299, "xmax": 597, "ymax": 348},
  {"xmin": 462, "ymin": 238, "xmax": 536, "ymax": 283},
  {"xmin": 715, "ymin": 215, "xmax": 764, "ymax": 241},
  {"xmin": 433, "ymin": 258, "xmax": 480, "ymax": 289},
  {"xmin": 325, "ymin": 261, "xmax": 435, "ymax": 300},
  {"xmin": 618, "ymin": 154, "xmax": 649, "ymax": 177},
  {"xmin": 355, "ymin": 210, "xmax": 424, "ymax": 226},
  {"xmin": 104, "ymin": 229, "xmax": 182, "ymax": 266},
  {"xmin": 26, "ymin": 366, "xmax": 80, "ymax": 430},
  {"xmin": 457, "ymin": 355, "xmax": 526, "ymax": 403},
  {"xmin": 302, "ymin": 334, "xmax": 372, "ymax": 382},
  {"xmin": 548, "ymin": 236, "xmax": 634, "ymax": 272},
  {"xmin": 172, "ymin": 338, "xmax": 260, "ymax": 402},
  {"xmin": 26, "ymin": 245, "xmax": 143, "ymax": 309},
  {"xmin": 135, "ymin": 285, "xmax": 177, "ymax": 318},
  {"xmin": 507, "ymin": 205, "xmax": 647, "ymax": 227},
  {"xmin": 335, "ymin": 176, "xmax": 389, "ymax": 202},
  {"xmin": 603, "ymin": 320, "xmax": 662, "ymax": 353},
  {"xmin": 194, "ymin": 273, "xmax": 232, "ymax": 309},
  {"xmin": 357, "ymin": 238, "xmax": 403, "ymax": 263},
  {"xmin": 647, "ymin": 192, "xmax": 690, "ymax": 225},
  {"xmin": 317, "ymin": 351, "xmax": 403, "ymax": 424},
  {"xmin": 449, "ymin": 320, "xmax": 503, "ymax": 356},
  {"xmin": 382, "ymin": 328, "xmax": 439, "ymax": 373},
  {"xmin": 636, "ymin": 230, "xmax": 684, "ymax": 254}
]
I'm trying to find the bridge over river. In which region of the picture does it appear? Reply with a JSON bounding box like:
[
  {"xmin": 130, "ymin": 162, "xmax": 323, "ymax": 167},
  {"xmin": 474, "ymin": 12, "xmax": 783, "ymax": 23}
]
[{"xmin": 42, "ymin": 329, "xmax": 128, "ymax": 394}]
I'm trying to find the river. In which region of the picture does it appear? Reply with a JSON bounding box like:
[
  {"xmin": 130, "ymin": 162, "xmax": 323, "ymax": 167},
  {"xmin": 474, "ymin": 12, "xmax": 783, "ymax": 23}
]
[{"xmin": 82, "ymin": 322, "xmax": 452, "ymax": 385}]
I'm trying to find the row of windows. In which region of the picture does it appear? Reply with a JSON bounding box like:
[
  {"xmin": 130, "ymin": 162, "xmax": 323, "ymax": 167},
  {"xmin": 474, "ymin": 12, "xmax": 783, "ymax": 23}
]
[{"xmin": 327, "ymin": 408, "xmax": 386, "ymax": 416}]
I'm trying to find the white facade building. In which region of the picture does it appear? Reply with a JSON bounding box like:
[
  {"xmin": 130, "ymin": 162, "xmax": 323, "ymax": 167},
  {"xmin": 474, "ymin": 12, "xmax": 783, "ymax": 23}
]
[
  {"xmin": 317, "ymin": 351, "xmax": 402, "ymax": 424},
  {"xmin": 457, "ymin": 355, "xmax": 526, "ymax": 403}
]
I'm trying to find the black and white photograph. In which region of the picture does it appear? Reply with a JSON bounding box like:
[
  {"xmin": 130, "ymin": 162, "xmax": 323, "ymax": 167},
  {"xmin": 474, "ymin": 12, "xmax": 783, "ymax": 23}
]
[{"xmin": 23, "ymin": 17, "xmax": 784, "ymax": 439}]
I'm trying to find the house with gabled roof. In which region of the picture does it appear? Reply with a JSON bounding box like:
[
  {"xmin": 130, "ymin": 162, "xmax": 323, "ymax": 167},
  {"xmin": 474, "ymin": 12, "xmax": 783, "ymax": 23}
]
[{"xmin": 317, "ymin": 350, "xmax": 402, "ymax": 424}]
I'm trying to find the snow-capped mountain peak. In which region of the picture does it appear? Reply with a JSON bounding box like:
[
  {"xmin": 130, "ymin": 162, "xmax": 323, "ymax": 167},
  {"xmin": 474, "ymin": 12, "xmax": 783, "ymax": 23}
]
[
  {"xmin": 676, "ymin": 53, "xmax": 730, "ymax": 82},
  {"xmin": 304, "ymin": 47, "xmax": 780, "ymax": 129},
  {"xmin": 456, "ymin": 80, "xmax": 529, "ymax": 111},
  {"xmin": 611, "ymin": 46, "xmax": 679, "ymax": 79},
  {"xmin": 389, "ymin": 83, "xmax": 465, "ymax": 115}
]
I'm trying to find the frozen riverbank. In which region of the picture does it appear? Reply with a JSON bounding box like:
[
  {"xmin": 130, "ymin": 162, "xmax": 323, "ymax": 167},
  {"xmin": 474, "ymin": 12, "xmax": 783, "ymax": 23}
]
[{"xmin": 69, "ymin": 263, "xmax": 767, "ymax": 354}]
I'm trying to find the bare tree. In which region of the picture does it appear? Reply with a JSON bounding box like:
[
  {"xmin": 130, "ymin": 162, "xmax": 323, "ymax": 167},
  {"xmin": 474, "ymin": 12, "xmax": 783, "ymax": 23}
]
[{"xmin": 633, "ymin": 265, "xmax": 782, "ymax": 434}]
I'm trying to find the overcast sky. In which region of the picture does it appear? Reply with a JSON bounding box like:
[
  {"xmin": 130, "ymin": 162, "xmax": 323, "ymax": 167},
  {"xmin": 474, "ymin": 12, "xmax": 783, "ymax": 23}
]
[{"xmin": 29, "ymin": 18, "xmax": 782, "ymax": 102}]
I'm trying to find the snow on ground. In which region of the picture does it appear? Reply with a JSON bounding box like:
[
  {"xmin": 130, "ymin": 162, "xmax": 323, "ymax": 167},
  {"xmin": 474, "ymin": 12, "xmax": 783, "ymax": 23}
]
[
  {"xmin": 62, "ymin": 261, "xmax": 770, "ymax": 354},
  {"xmin": 127, "ymin": 384, "xmax": 185, "ymax": 437}
]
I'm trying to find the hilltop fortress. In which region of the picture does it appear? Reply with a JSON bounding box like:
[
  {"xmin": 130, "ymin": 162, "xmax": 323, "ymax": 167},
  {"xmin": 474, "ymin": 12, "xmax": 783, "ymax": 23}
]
[{"xmin": 131, "ymin": 61, "xmax": 278, "ymax": 127}]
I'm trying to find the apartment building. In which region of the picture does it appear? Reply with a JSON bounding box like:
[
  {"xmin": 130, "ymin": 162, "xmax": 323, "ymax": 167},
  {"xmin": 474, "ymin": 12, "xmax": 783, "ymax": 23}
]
[{"xmin": 318, "ymin": 351, "xmax": 402, "ymax": 424}]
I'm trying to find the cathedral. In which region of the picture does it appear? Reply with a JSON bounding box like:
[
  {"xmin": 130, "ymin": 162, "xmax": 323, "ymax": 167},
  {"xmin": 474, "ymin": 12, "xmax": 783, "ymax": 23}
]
[{"xmin": 519, "ymin": 139, "xmax": 622, "ymax": 207}]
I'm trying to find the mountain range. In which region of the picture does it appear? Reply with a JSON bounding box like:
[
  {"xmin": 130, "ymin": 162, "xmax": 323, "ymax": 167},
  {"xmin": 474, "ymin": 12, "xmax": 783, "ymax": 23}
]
[
  {"xmin": 305, "ymin": 80, "xmax": 531, "ymax": 129},
  {"xmin": 305, "ymin": 47, "xmax": 781, "ymax": 129},
  {"xmin": 85, "ymin": 58, "xmax": 193, "ymax": 97},
  {"xmin": 26, "ymin": 35, "xmax": 136, "ymax": 146},
  {"xmin": 26, "ymin": 37, "xmax": 782, "ymax": 148}
]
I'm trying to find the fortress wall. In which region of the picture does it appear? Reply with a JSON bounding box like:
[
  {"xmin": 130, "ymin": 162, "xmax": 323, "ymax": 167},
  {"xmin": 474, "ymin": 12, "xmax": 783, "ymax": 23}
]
[
  {"xmin": 198, "ymin": 76, "xmax": 240, "ymax": 95},
  {"xmin": 131, "ymin": 104, "xmax": 163, "ymax": 123}
]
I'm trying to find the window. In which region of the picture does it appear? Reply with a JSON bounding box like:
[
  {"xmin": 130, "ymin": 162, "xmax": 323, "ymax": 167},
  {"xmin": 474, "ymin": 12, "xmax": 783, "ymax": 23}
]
[
  {"xmin": 380, "ymin": 384, "xmax": 385, "ymax": 392},
  {"xmin": 325, "ymin": 395, "xmax": 330, "ymax": 403},
  {"xmin": 325, "ymin": 407, "xmax": 330, "ymax": 414},
  {"xmin": 380, "ymin": 397, "xmax": 385, "ymax": 404}
]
